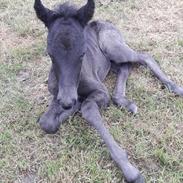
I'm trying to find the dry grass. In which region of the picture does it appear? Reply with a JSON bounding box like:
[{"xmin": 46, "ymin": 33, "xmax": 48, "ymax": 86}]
[{"xmin": 0, "ymin": 0, "xmax": 183, "ymax": 182}]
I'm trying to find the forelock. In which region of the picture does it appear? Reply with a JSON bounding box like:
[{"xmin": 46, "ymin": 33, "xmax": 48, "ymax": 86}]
[{"xmin": 54, "ymin": 2, "xmax": 78, "ymax": 18}]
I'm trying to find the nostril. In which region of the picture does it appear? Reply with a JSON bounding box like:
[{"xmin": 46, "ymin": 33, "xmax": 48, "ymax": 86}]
[
  {"xmin": 62, "ymin": 104, "xmax": 72, "ymax": 110},
  {"xmin": 61, "ymin": 99, "xmax": 77, "ymax": 110},
  {"xmin": 72, "ymin": 99, "xmax": 77, "ymax": 105},
  {"xmin": 57, "ymin": 99, "xmax": 62, "ymax": 105}
]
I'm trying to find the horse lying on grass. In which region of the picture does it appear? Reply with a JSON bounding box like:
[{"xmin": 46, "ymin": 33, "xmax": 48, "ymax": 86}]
[{"xmin": 34, "ymin": 0, "xmax": 183, "ymax": 182}]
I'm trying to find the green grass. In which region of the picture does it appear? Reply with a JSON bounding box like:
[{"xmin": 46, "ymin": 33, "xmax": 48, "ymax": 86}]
[{"xmin": 0, "ymin": 0, "xmax": 183, "ymax": 182}]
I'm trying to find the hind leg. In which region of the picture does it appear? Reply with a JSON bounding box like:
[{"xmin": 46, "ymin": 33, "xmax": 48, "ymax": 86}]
[
  {"xmin": 112, "ymin": 63, "xmax": 138, "ymax": 113},
  {"xmin": 99, "ymin": 27, "xmax": 183, "ymax": 96}
]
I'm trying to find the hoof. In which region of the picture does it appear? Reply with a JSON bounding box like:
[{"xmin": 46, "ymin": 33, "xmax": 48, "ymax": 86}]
[
  {"xmin": 38, "ymin": 115, "xmax": 59, "ymax": 134},
  {"xmin": 128, "ymin": 103, "xmax": 138, "ymax": 114},
  {"xmin": 174, "ymin": 86, "xmax": 183, "ymax": 97},
  {"xmin": 166, "ymin": 83, "xmax": 183, "ymax": 96},
  {"xmin": 129, "ymin": 174, "xmax": 145, "ymax": 183}
]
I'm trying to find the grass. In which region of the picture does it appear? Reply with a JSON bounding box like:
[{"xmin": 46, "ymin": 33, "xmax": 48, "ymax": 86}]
[{"xmin": 0, "ymin": 0, "xmax": 183, "ymax": 182}]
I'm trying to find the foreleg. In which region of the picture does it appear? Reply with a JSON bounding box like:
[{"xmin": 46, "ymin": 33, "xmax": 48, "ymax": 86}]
[
  {"xmin": 38, "ymin": 98, "xmax": 80, "ymax": 134},
  {"xmin": 81, "ymin": 91, "xmax": 144, "ymax": 183}
]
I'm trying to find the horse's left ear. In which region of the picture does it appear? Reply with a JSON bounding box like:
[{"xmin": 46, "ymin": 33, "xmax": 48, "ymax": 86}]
[
  {"xmin": 34, "ymin": 0, "xmax": 54, "ymax": 27},
  {"xmin": 76, "ymin": 0, "xmax": 95, "ymax": 26}
]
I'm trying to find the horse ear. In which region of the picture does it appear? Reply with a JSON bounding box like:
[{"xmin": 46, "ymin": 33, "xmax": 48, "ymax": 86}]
[
  {"xmin": 34, "ymin": 0, "xmax": 54, "ymax": 27},
  {"xmin": 77, "ymin": 0, "xmax": 95, "ymax": 26}
]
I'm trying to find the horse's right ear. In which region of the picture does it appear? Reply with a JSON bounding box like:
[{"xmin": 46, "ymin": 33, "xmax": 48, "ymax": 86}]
[
  {"xmin": 34, "ymin": 0, "xmax": 54, "ymax": 27},
  {"xmin": 77, "ymin": 0, "xmax": 95, "ymax": 26}
]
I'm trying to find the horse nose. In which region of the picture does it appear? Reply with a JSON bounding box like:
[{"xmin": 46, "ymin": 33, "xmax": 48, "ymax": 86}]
[{"xmin": 59, "ymin": 99, "xmax": 76, "ymax": 110}]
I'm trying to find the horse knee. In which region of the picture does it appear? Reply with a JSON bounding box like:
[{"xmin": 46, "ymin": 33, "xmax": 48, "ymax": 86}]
[
  {"xmin": 83, "ymin": 91, "xmax": 110, "ymax": 109},
  {"xmin": 96, "ymin": 91, "xmax": 110, "ymax": 107}
]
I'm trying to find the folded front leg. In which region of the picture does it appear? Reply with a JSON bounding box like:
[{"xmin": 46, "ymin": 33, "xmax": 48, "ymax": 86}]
[
  {"xmin": 112, "ymin": 63, "xmax": 137, "ymax": 114},
  {"xmin": 38, "ymin": 98, "xmax": 80, "ymax": 134},
  {"xmin": 81, "ymin": 91, "xmax": 144, "ymax": 183}
]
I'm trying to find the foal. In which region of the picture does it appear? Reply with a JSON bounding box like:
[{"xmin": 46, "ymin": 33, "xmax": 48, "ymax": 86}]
[{"xmin": 34, "ymin": 0, "xmax": 183, "ymax": 182}]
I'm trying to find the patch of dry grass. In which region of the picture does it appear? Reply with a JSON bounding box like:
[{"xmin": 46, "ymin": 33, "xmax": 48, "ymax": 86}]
[{"xmin": 0, "ymin": 0, "xmax": 183, "ymax": 183}]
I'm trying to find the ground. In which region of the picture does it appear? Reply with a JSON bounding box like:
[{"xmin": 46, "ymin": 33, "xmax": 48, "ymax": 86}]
[{"xmin": 0, "ymin": 0, "xmax": 183, "ymax": 182}]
